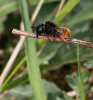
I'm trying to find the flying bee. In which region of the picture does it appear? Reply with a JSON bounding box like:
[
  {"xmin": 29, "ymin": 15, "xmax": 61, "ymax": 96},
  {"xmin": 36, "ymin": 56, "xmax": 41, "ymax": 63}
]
[{"xmin": 31, "ymin": 21, "xmax": 71, "ymax": 42}]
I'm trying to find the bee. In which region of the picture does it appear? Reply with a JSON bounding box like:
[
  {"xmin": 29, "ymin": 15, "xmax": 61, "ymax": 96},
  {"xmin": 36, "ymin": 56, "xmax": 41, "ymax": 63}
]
[{"xmin": 31, "ymin": 21, "xmax": 71, "ymax": 42}]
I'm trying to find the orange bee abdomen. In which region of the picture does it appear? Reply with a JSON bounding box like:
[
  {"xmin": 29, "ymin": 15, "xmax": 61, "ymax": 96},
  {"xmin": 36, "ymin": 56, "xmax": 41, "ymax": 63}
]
[
  {"xmin": 56, "ymin": 27, "xmax": 71, "ymax": 43},
  {"xmin": 57, "ymin": 27, "xmax": 71, "ymax": 39},
  {"xmin": 62, "ymin": 27, "xmax": 70, "ymax": 39}
]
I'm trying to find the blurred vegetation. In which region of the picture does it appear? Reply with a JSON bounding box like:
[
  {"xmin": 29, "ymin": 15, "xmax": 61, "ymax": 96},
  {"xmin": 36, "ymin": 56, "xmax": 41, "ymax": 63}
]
[{"xmin": 0, "ymin": 0, "xmax": 93, "ymax": 100}]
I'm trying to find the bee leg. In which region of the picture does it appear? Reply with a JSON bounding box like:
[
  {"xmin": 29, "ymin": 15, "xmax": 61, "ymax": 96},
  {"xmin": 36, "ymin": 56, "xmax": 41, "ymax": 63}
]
[
  {"xmin": 60, "ymin": 36, "xmax": 69, "ymax": 43},
  {"xmin": 51, "ymin": 35, "xmax": 55, "ymax": 40},
  {"xmin": 50, "ymin": 30, "xmax": 55, "ymax": 40}
]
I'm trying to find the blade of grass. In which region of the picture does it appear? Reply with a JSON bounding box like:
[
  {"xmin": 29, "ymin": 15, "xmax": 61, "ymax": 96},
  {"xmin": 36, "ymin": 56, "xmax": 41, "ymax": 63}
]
[
  {"xmin": 1, "ymin": 57, "xmax": 26, "ymax": 90},
  {"xmin": 1, "ymin": 0, "xmax": 45, "ymax": 91},
  {"xmin": 77, "ymin": 45, "xmax": 85, "ymax": 100},
  {"xmin": 0, "ymin": 36, "xmax": 25, "ymax": 88},
  {"xmin": 18, "ymin": 1, "xmax": 46, "ymax": 100},
  {"xmin": 1, "ymin": 73, "xmax": 28, "ymax": 92},
  {"xmin": 54, "ymin": 0, "xmax": 80, "ymax": 24}
]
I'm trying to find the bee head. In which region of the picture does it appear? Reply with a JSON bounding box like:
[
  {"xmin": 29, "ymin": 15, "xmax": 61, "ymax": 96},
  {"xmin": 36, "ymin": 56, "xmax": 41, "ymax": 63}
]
[{"xmin": 36, "ymin": 24, "xmax": 45, "ymax": 38}]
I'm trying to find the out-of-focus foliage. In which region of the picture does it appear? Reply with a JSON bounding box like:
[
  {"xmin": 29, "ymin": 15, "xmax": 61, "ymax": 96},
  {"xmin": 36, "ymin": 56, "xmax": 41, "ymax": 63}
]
[
  {"xmin": 84, "ymin": 60, "xmax": 93, "ymax": 67},
  {"xmin": 67, "ymin": 5, "xmax": 93, "ymax": 26},
  {"xmin": 0, "ymin": 0, "xmax": 93, "ymax": 99},
  {"xmin": 1, "ymin": 80, "xmax": 62, "ymax": 100},
  {"xmin": 0, "ymin": 0, "xmax": 60, "ymax": 17},
  {"xmin": 0, "ymin": 17, "xmax": 6, "ymax": 33},
  {"xmin": 66, "ymin": 71, "xmax": 90, "ymax": 94}
]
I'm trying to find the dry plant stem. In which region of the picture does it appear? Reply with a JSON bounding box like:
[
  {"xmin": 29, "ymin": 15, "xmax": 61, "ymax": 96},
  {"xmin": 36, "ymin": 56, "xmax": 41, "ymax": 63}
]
[
  {"xmin": 0, "ymin": 0, "xmax": 44, "ymax": 88},
  {"xmin": 37, "ymin": 40, "xmax": 48, "ymax": 56},
  {"xmin": 0, "ymin": 49, "xmax": 4, "ymax": 55},
  {"xmin": 31, "ymin": 0, "xmax": 44, "ymax": 24},
  {"xmin": 12, "ymin": 29, "xmax": 93, "ymax": 48},
  {"xmin": 56, "ymin": 0, "xmax": 65, "ymax": 17},
  {"xmin": 0, "ymin": 36, "xmax": 25, "ymax": 88},
  {"xmin": 0, "ymin": 24, "xmax": 25, "ymax": 89},
  {"xmin": 70, "ymin": 39, "xmax": 93, "ymax": 48}
]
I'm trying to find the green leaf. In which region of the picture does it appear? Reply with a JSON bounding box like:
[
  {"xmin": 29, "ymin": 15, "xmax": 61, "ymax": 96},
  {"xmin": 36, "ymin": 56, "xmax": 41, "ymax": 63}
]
[
  {"xmin": 2, "ymin": 80, "xmax": 62, "ymax": 100},
  {"xmin": 0, "ymin": 0, "xmax": 18, "ymax": 17},
  {"xmin": 9, "ymin": 85, "xmax": 34, "ymax": 100},
  {"xmin": 82, "ymin": 71, "xmax": 89, "ymax": 83},
  {"xmin": 47, "ymin": 94, "xmax": 63, "ymax": 100},
  {"xmin": 38, "ymin": 41, "xmax": 62, "ymax": 64},
  {"xmin": 67, "ymin": 4, "xmax": 93, "ymax": 26},
  {"xmin": 84, "ymin": 60, "xmax": 93, "ymax": 67},
  {"xmin": 66, "ymin": 75, "xmax": 78, "ymax": 92},
  {"xmin": 43, "ymin": 79, "xmax": 61, "ymax": 96},
  {"xmin": 80, "ymin": 0, "xmax": 93, "ymax": 9},
  {"xmin": 85, "ymin": 84, "xmax": 91, "ymax": 94}
]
